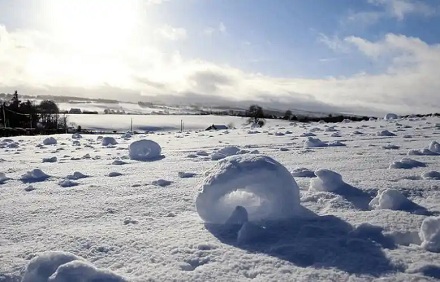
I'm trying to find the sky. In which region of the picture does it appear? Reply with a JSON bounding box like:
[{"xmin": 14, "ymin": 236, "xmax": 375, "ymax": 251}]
[{"xmin": 0, "ymin": 0, "xmax": 439, "ymax": 115}]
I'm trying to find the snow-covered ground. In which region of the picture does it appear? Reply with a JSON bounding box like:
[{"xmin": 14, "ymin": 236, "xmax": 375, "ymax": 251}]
[{"xmin": 1, "ymin": 116, "xmax": 440, "ymax": 281}]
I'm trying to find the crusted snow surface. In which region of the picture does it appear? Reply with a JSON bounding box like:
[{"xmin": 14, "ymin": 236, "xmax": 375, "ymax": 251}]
[{"xmin": 1, "ymin": 116, "xmax": 440, "ymax": 281}]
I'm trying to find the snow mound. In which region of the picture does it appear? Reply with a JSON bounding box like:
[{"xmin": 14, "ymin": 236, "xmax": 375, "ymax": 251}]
[
  {"xmin": 422, "ymin": 171, "xmax": 440, "ymax": 180},
  {"xmin": 377, "ymin": 130, "xmax": 396, "ymax": 137},
  {"xmin": 59, "ymin": 179, "xmax": 79, "ymax": 188},
  {"xmin": 327, "ymin": 140, "xmax": 346, "ymax": 147},
  {"xmin": 383, "ymin": 144, "xmax": 400, "ymax": 149},
  {"xmin": 66, "ymin": 171, "xmax": 88, "ymax": 180},
  {"xmin": 428, "ymin": 141, "xmax": 440, "ymax": 154},
  {"xmin": 309, "ymin": 169, "xmax": 346, "ymax": 192},
  {"xmin": 21, "ymin": 169, "xmax": 50, "ymax": 183},
  {"xmin": 0, "ymin": 172, "xmax": 10, "ymax": 184},
  {"xmin": 178, "ymin": 171, "xmax": 196, "ymax": 178},
  {"xmin": 389, "ymin": 158, "xmax": 426, "ymax": 169},
  {"xmin": 300, "ymin": 132, "xmax": 316, "ymax": 137},
  {"xmin": 211, "ymin": 146, "xmax": 241, "ymax": 160},
  {"xmin": 129, "ymin": 140, "xmax": 162, "ymax": 161},
  {"xmin": 102, "ymin": 136, "xmax": 118, "ymax": 146},
  {"xmin": 369, "ymin": 189, "xmax": 422, "ymax": 212},
  {"xmin": 196, "ymin": 154, "xmax": 300, "ymax": 223},
  {"xmin": 196, "ymin": 150, "xmax": 209, "ymax": 156},
  {"xmin": 408, "ymin": 148, "xmax": 438, "ymax": 156},
  {"xmin": 42, "ymin": 156, "xmax": 57, "ymax": 163},
  {"xmin": 43, "ymin": 137, "xmax": 57, "ymax": 145},
  {"xmin": 291, "ymin": 167, "xmax": 316, "ymax": 178},
  {"xmin": 21, "ymin": 251, "xmax": 126, "ymax": 282},
  {"xmin": 384, "ymin": 113, "xmax": 398, "ymax": 120},
  {"xmin": 71, "ymin": 133, "xmax": 82, "ymax": 139},
  {"xmin": 108, "ymin": 172, "xmax": 123, "ymax": 177},
  {"xmin": 304, "ymin": 137, "xmax": 327, "ymax": 148},
  {"xmin": 24, "ymin": 185, "xmax": 36, "ymax": 191},
  {"xmin": 112, "ymin": 159, "xmax": 127, "ymax": 165},
  {"xmin": 420, "ymin": 216, "xmax": 440, "ymax": 252},
  {"xmin": 152, "ymin": 179, "xmax": 172, "ymax": 187}
]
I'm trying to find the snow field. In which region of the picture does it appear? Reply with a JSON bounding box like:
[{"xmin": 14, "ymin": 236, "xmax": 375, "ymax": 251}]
[{"xmin": 0, "ymin": 115, "xmax": 440, "ymax": 281}]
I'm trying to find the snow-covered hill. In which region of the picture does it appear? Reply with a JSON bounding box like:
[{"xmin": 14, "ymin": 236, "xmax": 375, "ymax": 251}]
[{"xmin": 1, "ymin": 116, "xmax": 440, "ymax": 281}]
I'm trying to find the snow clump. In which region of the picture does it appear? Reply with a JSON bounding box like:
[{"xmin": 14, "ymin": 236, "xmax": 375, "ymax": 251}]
[
  {"xmin": 211, "ymin": 146, "xmax": 241, "ymax": 160},
  {"xmin": 196, "ymin": 154, "xmax": 300, "ymax": 224},
  {"xmin": 422, "ymin": 171, "xmax": 440, "ymax": 180},
  {"xmin": 389, "ymin": 158, "xmax": 426, "ymax": 169},
  {"xmin": 58, "ymin": 179, "xmax": 79, "ymax": 188},
  {"xmin": 66, "ymin": 171, "xmax": 88, "ymax": 180},
  {"xmin": 384, "ymin": 113, "xmax": 398, "ymax": 120},
  {"xmin": 21, "ymin": 251, "xmax": 126, "ymax": 282},
  {"xmin": 21, "ymin": 169, "xmax": 50, "ymax": 183},
  {"xmin": 369, "ymin": 189, "xmax": 418, "ymax": 211},
  {"xmin": 309, "ymin": 169, "xmax": 347, "ymax": 192},
  {"xmin": 419, "ymin": 217, "xmax": 440, "ymax": 253},
  {"xmin": 428, "ymin": 141, "xmax": 440, "ymax": 154},
  {"xmin": 0, "ymin": 172, "xmax": 10, "ymax": 184},
  {"xmin": 129, "ymin": 139, "xmax": 162, "ymax": 161},
  {"xmin": 101, "ymin": 136, "xmax": 118, "ymax": 146},
  {"xmin": 304, "ymin": 137, "xmax": 327, "ymax": 148},
  {"xmin": 377, "ymin": 130, "xmax": 396, "ymax": 137},
  {"xmin": 291, "ymin": 167, "xmax": 316, "ymax": 178},
  {"xmin": 43, "ymin": 137, "xmax": 57, "ymax": 145},
  {"xmin": 42, "ymin": 156, "xmax": 57, "ymax": 163},
  {"xmin": 71, "ymin": 133, "xmax": 82, "ymax": 139}
]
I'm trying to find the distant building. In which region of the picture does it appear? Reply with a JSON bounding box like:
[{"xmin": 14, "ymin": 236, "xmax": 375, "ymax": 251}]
[
  {"xmin": 68, "ymin": 108, "xmax": 82, "ymax": 114},
  {"xmin": 206, "ymin": 124, "xmax": 228, "ymax": 131}
]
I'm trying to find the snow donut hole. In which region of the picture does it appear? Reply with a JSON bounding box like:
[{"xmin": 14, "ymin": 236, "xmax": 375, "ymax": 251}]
[{"xmin": 196, "ymin": 155, "xmax": 301, "ymax": 224}]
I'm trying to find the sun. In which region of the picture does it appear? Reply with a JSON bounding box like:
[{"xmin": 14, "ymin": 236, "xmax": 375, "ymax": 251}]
[{"xmin": 40, "ymin": 0, "xmax": 143, "ymax": 55}]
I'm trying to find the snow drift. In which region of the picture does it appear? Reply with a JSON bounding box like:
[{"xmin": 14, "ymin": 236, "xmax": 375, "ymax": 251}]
[{"xmin": 196, "ymin": 155, "xmax": 300, "ymax": 224}]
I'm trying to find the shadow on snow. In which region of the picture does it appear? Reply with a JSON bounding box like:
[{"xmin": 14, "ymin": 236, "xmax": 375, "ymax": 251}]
[{"xmin": 205, "ymin": 209, "xmax": 401, "ymax": 276}]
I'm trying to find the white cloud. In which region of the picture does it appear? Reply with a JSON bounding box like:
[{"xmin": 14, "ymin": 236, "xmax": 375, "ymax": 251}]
[
  {"xmin": 368, "ymin": 0, "xmax": 437, "ymax": 20},
  {"xmin": 1, "ymin": 24, "xmax": 440, "ymax": 115},
  {"xmin": 203, "ymin": 22, "xmax": 227, "ymax": 36},
  {"xmin": 318, "ymin": 34, "xmax": 352, "ymax": 53},
  {"xmin": 155, "ymin": 25, "xmax": 187, "ymax": 41}
]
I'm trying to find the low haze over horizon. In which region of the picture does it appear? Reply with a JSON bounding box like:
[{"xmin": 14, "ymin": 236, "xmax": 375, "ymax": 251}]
[{"xmin": 1, "ymin": 0, "xmax": 439, "ymax": 116}]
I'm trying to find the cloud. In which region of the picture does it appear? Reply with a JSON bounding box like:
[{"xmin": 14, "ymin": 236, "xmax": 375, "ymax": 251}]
[
  {"xmin": 344, "ymin": 10, "xmax": 383, "ymax": 27},
  {"xmin": 155, "ymin": 25, "xmax": 187, "ymax": 41},
  {"xmin": 368, "ymin": 0, "xmax": 437, "ymax": 20},
  {"xmin": 203, "ymin": 22, "xmax": 227, "ymax": 36},
  {"xmin": 1, "ymin": 24, "xmax": 440, "ymax": 116},
  {"xmin": 318, "ymin": 34, "xmax": 352, "ymax": 53}
]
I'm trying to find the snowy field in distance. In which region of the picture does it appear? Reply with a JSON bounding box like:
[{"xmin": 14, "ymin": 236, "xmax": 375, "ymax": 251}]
[
  {"xmin": 1, "ymin": 116, "xmax": 440, "ymax": 281},
  {"xmin": 66, "ymin": 114, "xmax": 248, "ymax": 132}
]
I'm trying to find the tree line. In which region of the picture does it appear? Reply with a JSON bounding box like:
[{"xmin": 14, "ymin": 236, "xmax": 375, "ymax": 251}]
[{"xmin": 1, "ymin": 91, "xmax": 65, "ymax": 132}]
